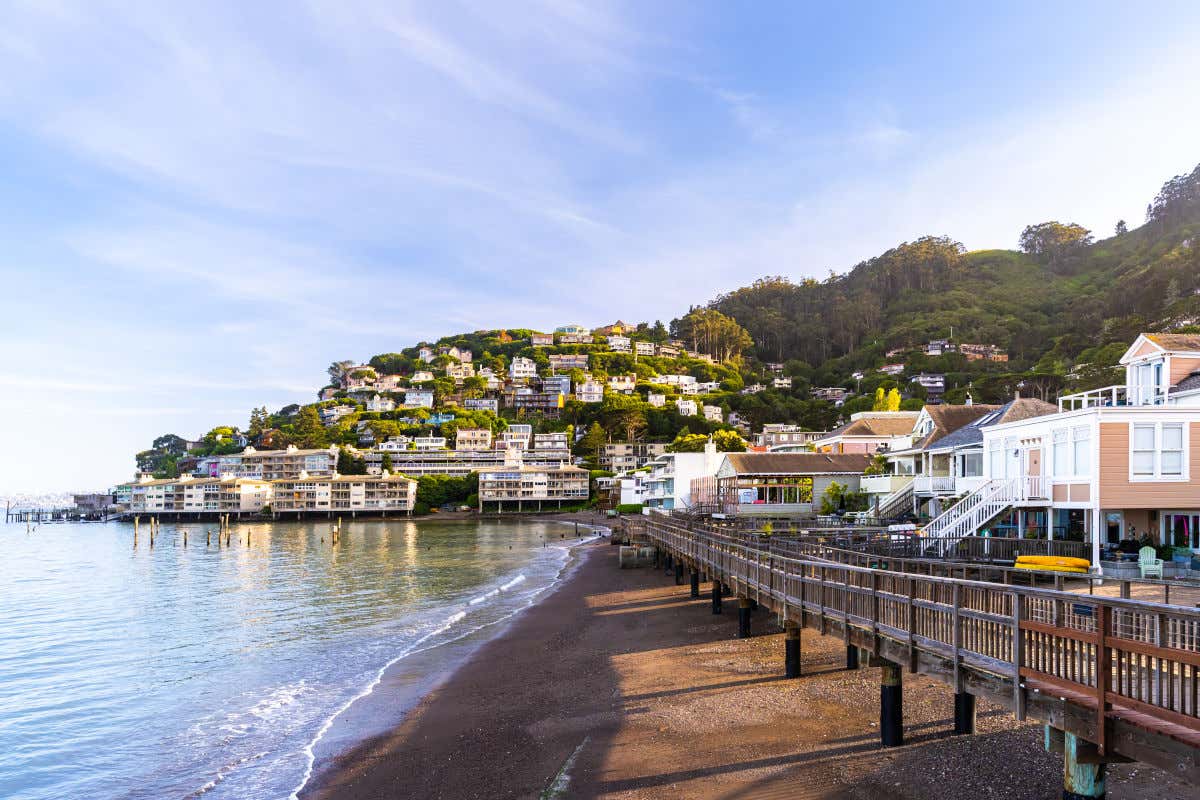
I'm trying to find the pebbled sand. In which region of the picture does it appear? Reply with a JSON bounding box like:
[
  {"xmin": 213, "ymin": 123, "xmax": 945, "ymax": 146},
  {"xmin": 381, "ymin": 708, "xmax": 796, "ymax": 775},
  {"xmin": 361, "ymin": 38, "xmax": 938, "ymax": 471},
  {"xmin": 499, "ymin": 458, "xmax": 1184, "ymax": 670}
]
[{"xmin": 302, "ymin": 542, "xmax": 1193, "ymax": 800}]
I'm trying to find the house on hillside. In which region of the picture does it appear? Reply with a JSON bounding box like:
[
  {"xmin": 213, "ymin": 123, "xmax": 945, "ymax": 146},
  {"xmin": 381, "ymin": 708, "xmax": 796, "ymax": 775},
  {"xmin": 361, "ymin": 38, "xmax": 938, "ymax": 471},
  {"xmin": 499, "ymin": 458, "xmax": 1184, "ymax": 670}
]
[
  {"xmin": 635, "ymin": 341, "xmax": 656, "ymax": 356},
  {"xmin": 509, "ymin": 357, "xmax": 538, "ymax": 380},
  {"xmin": 576, "ymin": 379, "xmax": 604, "ymax": 403},
  {"xmin": 607, "ymin": 335, "xmax": 632, "ymax": 353},
  {"xmin": 676, "ymin": 398, "xmax": 697, "ymax": 416},
  {"xmin": 531, "ymin": 333, "xmax": 554, "ymax": 346}
]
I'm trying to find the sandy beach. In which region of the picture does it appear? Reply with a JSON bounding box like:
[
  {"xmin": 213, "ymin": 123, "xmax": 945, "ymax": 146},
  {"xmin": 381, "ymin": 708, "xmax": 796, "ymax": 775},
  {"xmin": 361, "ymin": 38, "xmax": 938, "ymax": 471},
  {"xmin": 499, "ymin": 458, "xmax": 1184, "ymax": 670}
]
[{"xmin": 302, "ymin": 542, "xmax": 1193, "ymax": 800}]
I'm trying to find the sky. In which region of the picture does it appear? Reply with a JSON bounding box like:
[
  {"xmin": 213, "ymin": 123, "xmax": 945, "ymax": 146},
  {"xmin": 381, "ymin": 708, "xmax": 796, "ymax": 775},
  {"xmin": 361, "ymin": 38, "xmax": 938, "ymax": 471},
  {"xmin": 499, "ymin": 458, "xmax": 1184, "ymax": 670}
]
[{"xmin": 2, "ymin": 1, "xmax": 1200, "ymax": 494}]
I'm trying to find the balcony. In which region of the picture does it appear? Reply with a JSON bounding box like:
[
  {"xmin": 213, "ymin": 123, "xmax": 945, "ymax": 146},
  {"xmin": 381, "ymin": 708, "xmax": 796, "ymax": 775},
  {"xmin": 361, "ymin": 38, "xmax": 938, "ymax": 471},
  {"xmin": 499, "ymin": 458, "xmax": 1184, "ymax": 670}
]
[
  {"xmin": 859, "ymin": 474, "xmax": 912, "ymax": 496},
  {"xmin": 1058, "ymin": 384, "xmax": 1165, "ymax": 411},
  {"xmin": 913, "ymin": 475, "xmax": 956, "ymax": 495}
]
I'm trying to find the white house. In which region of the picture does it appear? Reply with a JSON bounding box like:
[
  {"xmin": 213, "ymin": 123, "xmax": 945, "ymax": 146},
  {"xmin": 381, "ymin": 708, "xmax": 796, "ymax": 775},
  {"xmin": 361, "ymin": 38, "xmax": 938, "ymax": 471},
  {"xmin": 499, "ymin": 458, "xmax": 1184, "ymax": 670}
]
[
  {"xmin": 403, "ymin": 389, "xmax": 435, "ymax": 408},
  {"xmin": 576, "ymin": 379, "xmax": 604, "ymax": 403},
  {"xmin": 418, "ymin": 347, "xmax": 435, "ymax": 363},
  {"xmin": 510, "ymin": 357, "xmax": 538, "ymax": 380},
  {"xmin": 608, "ymin": 335, "xmax": 632, "ymax": 353},
  {"xmin": 608, "ymin": 374, "xmax": 637, "ymax": 393},
  {"xmin": 703, "ymin": 405, "xmax": 723, "ymax": 422},
  {"xmin": 648, "ymin": 393, "xmax": 666, "ymax": 407},
  {"xmin": 411, "ymin": 370, "xmax": 434, "ymax": 383},
  {"xmin": 414, "ymin": 436, "xmax": 448, "ymax": 451},
  {"xmin": 365, "ymin": 394, "xmax": 396, "ymax": 413},
  {"xmin": 773, "ymin": 376, "xmax": 793, "ymax": 389},
  {"xmin": 635, "ymin": 341, "xmax": 656, "ymax": 356},
  {"xmin": 643, "ymin": 440, "xmax": 724, "ymax": 511},
  {"xmin": 676, "ymin": 398, "xmax": 697, "ymax": 416}
]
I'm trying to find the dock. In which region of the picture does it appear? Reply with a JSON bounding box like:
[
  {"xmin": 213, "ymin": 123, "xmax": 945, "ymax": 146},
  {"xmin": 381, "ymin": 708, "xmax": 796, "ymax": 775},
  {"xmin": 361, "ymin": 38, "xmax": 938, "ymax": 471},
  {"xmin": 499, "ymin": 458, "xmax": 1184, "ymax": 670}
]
[{"xmin": 628, "ymin": 514, "xmax": 1200, "ymax": 798}]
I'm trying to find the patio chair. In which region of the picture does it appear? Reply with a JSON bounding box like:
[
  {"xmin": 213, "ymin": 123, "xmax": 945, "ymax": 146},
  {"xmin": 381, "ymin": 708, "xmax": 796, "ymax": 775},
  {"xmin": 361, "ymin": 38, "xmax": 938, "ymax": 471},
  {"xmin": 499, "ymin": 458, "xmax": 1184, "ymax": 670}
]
[{"xmin": 1138, "ymin": 546, "xmax": 1163, "ymax": 579}]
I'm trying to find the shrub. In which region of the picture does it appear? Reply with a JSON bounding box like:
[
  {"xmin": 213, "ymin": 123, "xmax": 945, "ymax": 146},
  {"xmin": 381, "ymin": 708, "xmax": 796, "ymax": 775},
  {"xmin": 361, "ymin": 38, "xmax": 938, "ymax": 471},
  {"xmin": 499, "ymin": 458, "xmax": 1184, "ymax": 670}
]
[{"xmin": 615, "ymin": 504, "xmax": 644, "ymax": 514}]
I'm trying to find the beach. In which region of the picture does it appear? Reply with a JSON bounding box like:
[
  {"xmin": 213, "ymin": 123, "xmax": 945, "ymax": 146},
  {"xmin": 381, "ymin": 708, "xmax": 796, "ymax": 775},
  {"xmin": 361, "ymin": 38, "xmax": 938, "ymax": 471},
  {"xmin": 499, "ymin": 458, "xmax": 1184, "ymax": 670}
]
[{"xmin": 303, "ymin": 541, "xmax": 1194, "ymax": 800}]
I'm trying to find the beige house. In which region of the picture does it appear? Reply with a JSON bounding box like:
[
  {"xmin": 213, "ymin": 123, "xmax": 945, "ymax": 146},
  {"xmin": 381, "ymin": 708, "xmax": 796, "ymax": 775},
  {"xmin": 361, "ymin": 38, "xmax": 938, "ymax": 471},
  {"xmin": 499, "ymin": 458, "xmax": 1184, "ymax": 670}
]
[
  {"xmin": 272, "ymin": 472, "xmax": 417, "ymax": 515},
  {"xmin": 923, "ymin": 334, "xmax": 1200, "ymax": 561}
]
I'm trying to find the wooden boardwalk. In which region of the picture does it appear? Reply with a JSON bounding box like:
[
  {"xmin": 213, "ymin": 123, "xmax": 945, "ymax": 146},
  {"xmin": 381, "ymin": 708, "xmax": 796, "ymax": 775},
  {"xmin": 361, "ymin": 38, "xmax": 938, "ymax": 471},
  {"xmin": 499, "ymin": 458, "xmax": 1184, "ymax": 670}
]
[{"xmin": 632, "ymin": 516, "xmax": 1200, "ymax": 790}]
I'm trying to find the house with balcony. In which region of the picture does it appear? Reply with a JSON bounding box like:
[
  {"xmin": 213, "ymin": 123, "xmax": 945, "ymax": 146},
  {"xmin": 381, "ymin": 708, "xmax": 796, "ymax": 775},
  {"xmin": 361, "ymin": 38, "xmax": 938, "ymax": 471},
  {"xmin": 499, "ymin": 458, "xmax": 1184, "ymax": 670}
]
[
  {"xmin": 319, "ymin": 404, "xmax": 356, "ymax": 425},
  {"xmin": 772, "ymin": 376, "xmax": 793, "ymax": 389},
  {"xmin": 911, "ymin": 372, "xmax": 946, "ymax": 404},
  {"xmin": 754, "ymin": 424, "xmax": 825, "ymax": 449},
  {"xmin": 549, "ymin": 353, "xmax": 589, "ymax": 371},
  {"xmin": 607, "ymin": 335, "xmax": 632, "ymax": 353},
  {"xmin": 509, "ymin": 357, "xmax": 538, "ymax": 381},
  {"xmin": 418, "ymin": 347, "xmax": 434, "ymax": 363},
  {"xmin": 647, "ymin": 392, "xmax": 666, "ymax": 407},
  {"xmin": 703, "ymin": 404, "xmax": 723, "ymax": 422},
  {"xmin": 477, "ymin": 465, "xmax": 589, "ymax": 511},
  {"xmin": 913, "ymin": 335, "xmax": 1200, "ymax": 563},
  {"xmin": 676, "ymin": 398, "xmax": 697, "ymax": 416},
  {"xmin": 598, "ymin": 442, "xmax": 667, "ymax": 471},
  {"xmin": 880, "ymin": 363, "xmax": 905, "ymax": 376},
  {"xmin": 411, "ymin": 370, "xmax": 435, "ymax": 383},
  {"xmin": 541, "ymin": 374, "xmax": 572, "ymax": 396},
  {"xmin": 643, "ymin": 441, "xmax": 724, "ymax": 511},
  {"xmin": 635, "ymin": 341, "xmax": 656, "ymax": 356},
  {"xmin": 576, "ymin": 379, "xmax": 604, "ymax": 403},
  {"xmin": 273, "ymin": 471, "xmax": 417, "ymax": 515},
  {"xmin": 463, "ymin": 398, "xmax": 499, "ymax": 413},
  {"xmin": 365, "ymin": 394, "xmax": 396, "ymax": 413},
  {"xmin": 531, "ymin": 333, "xmax": 554, "ymax": 346},
  {"xmin": 608, "ymin": 374, "xmax": 637, "ymax": 394},
  {"xmin": 811, "ymin": 386, "xmax": 848, "ymax": 404},
  {"xmin": 403, "ymin": 389, "xmax": 435, "ymax": 408},
  {"xmin": 455, "ymin": 428, "xmax": 493, "ymax": 451}
]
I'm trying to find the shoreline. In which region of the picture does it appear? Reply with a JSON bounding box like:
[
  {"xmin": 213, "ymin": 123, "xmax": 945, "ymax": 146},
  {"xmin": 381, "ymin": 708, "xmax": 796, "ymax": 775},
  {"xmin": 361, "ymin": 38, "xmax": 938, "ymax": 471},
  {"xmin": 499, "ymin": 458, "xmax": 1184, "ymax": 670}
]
[
  {"xmin": 300, "ymin": 543, "xmax": 1192, "ymax": 800},
  {"xmin": 293, "ymin": 528, "xmax": 606, "ymax": 799}
]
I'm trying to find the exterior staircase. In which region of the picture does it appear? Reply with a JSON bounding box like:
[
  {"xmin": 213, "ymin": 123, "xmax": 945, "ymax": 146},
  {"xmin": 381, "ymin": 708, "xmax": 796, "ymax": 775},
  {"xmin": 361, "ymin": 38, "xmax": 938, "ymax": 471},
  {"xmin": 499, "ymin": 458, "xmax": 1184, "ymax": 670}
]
[
  {"xmin": 922, "ymin": 478, "xmax": 1021, "ymax": 555},
  {"xmin": 873, "ymin": 477, "xmax": 914, "ymax": 521}
]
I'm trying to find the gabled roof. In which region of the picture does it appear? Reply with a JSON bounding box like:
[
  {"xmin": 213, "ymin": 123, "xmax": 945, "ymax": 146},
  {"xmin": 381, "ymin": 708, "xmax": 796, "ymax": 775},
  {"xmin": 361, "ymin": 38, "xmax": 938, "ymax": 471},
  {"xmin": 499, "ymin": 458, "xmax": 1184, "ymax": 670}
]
[
  {"xmin": 926, "ymin": 398, "xmax": 1058, "ymax": 452},
  {"xmin": 822, "ymin": 413, "xmax": 918, "ymax": 439},
  {"xmin": 1121, "ymin": 333, "xmax": 1200, "ymax": 364},
  {"xmin": 721, "ymin": 452, "xmax": 873, "ymax": 476},
  {"xmin": 914, "ymin": 404, "xmax": 1001, "ymax": 449}
]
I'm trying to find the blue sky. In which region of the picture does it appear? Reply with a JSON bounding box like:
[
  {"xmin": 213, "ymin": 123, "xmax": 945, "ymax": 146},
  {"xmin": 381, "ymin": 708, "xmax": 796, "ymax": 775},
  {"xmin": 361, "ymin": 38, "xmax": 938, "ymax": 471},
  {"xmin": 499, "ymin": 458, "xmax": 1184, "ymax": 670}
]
[{"xmin": 3, "ymin": 1, "xmax": 1200, "ymax": 493}]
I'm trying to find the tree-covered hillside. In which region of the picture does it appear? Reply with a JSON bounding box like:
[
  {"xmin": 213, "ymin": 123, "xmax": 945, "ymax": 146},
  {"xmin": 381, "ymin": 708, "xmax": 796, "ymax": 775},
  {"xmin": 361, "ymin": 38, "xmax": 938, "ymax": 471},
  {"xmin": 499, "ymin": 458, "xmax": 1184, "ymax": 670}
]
[{"xmin": 705, "ymin": 162, "xmax": 1200, "ymax": 397}]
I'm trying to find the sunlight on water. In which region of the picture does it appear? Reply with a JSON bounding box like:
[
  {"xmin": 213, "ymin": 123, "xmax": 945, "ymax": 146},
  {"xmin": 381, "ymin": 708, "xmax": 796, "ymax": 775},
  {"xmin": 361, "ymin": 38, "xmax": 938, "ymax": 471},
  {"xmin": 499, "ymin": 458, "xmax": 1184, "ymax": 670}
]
[{"xmin": 0, "ymin": 518, "xmax": 596, "ymax": 800}]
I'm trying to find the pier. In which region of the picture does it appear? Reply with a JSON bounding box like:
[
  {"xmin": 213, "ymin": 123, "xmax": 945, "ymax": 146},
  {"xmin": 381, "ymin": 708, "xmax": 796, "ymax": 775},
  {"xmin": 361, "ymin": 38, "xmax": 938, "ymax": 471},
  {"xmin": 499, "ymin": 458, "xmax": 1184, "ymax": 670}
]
[{"xmin": 629, "ymin": 514, "xmax": 1200, "ymax": 797}]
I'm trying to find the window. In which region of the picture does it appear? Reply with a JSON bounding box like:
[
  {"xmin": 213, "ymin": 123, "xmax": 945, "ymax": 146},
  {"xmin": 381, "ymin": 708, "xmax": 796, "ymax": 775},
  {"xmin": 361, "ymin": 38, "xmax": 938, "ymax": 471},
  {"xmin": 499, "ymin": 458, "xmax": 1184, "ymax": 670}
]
[
  {"xmin": 1052, "ymin": 430, "xmax": 1068, "ymax": 477},
  {"xmin": 1132, "ymin": 422, "xmax": 1187, "ymax": 479},
  {"xmin": 988, "ymin": 441, "xmax": 1003, "ymax": 479},
  {"xmin": 1162, "ymin": 424, "xmax": 1184, "ymax": 476},
  {"xmin": 1071, "ymin": 426, "xmax": 1091, "ymax": 476},
  {"xmin": 962, "ymin": 452, "xmax": 983, "ymax": 477},
  {"xmin": 1132, "ymin": 424, "xmax": 1155, "ymax": 476}
]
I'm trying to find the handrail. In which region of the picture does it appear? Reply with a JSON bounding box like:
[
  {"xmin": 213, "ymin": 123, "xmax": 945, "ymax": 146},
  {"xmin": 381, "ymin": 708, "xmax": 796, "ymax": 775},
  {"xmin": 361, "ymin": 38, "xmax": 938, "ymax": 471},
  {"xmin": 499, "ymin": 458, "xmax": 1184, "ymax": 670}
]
[{"xmin": 635, "ymin": 515, "xmax": 1200, "ymax": 751}]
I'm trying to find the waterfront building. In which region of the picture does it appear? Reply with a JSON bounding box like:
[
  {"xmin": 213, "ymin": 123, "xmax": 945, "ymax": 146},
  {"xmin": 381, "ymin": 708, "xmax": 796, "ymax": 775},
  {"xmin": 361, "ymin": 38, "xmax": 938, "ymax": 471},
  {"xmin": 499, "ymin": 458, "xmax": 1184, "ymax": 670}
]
[
  {"xmin": 643, "ymin": 441, "xmax": 724, "ymax": 511},
  {"xmin": 128, "ymin": 476, "xmax": 273, "ymax": 515},
  {"xmin": 272, "ymin": 472, "xmax": 417, "ymax": 514},
  {"xmin": 477, "ymin": 465, "xmax": 589, "ymax": 511},
  {"xmin": 695, "ymin": 452, "xmax": 872, "ymax": 516}
]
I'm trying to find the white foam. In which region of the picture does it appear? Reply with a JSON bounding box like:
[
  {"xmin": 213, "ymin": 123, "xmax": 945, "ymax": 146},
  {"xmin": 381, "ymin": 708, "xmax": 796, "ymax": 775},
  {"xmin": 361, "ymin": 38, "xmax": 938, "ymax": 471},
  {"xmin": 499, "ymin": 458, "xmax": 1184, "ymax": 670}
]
[
  {"xmin": 288, "ymin": 609, "xmax": 466, "ymax": 800},
  {"xmin": 499, "ymin": 574, "xmax": 526, "ymax": 591}
]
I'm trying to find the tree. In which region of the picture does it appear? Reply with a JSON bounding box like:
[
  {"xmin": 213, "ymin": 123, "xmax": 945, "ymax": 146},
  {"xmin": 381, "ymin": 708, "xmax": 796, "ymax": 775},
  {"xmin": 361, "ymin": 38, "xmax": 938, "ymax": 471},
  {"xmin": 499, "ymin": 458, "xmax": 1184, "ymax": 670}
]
[
  {"xmin": 1115, "ymin": 219, "xmax": 1128, "ymax": 236},
  {"xmin": 712, "ymin": 429, "xmax": 747, "ymax": 452},
  {"xmin": 871, "ymin": 387, "xmax": 886, "ymax": 411},
  {"xmin": 336, "ymin": 446, "xmax": 367, "ymax": 475},
  {"xmin": 247, "ymin": 406, "xmax": 269, "ymax": 438},
  {"xmin": 1018, "ymin": 222, "xmax": 1093, "ymax": 271},
  {"xmin": 672, "ymin": 308, "xmax": 754, "ymax": 364},
  {"xmin": 327, "ymin": 360, "xmax": 356, "ymax": 386},
  {"xmin": 381, "ymin": 452, "xmax": 393, "ymax": 472},
  {"xmin": 293, "ymin": 406, "xmax": 328, "ymax": 449},
  {"xmin": 885, "ymin": 387, "xmax": 901, "ymax": 411},
  {"xmin": 575, "ymin": 422, "xmax": 607, "ymax": 459}
]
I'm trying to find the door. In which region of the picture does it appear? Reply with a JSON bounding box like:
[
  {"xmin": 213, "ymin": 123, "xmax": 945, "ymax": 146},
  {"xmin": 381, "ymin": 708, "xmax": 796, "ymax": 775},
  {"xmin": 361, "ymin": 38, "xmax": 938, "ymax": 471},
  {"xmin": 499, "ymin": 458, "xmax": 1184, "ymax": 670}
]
[{"xmin": 1024, "ymin": 446, "xmax": 1044, "ymax": 498}]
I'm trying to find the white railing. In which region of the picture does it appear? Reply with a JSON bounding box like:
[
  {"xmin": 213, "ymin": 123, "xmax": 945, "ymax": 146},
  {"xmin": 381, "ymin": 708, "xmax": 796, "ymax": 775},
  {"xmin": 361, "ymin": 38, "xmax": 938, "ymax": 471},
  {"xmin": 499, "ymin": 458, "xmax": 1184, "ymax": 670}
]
[
  {"xmin": 1058, "ymin": 384, "xmax": 1165, "ymax": 411},
  {"xmin": 859, "ymin": 474, "xmax": 912, "ymax": 496},
  {"xmin": 913, "ymin": 475, "xmax": 956, "ymax": 494},
  {"xmin": 923, "ymin": 478, "xmax": 1021, "ymax": 553},
  {"xmin": 873, "ymin": 478, "xmax": 914, "ymax": 519}
]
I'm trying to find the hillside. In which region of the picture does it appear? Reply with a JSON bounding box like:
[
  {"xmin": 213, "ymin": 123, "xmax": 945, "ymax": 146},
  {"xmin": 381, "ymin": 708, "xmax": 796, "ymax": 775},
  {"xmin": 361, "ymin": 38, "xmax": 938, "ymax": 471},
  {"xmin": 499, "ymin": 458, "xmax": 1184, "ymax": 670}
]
[
  {"xmin": 708, "ymin": 162, "xmax": 1200, "ymax": 404},
  {"xmin": 131, "ymin": 161, "xmax": 1200, "ymax": 479}
]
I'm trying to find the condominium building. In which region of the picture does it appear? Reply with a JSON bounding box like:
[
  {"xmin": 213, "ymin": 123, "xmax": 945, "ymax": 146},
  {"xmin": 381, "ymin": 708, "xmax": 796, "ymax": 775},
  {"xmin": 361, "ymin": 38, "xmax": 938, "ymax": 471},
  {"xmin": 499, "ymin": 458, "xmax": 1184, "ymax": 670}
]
[
  {"xmin": 128, "ymin": 476, "xmax": 273, "ymax": 515},
  {"xmin": 548, "ymin": 353, "xmax": 589, "ymax": 371},
  {"xmin": 477, "ymin": 465, "xmax": 590, "ymax": 511},
  {"xmin": 240, "ymin": 445, "xmax": 339, "ymax": 480},
  {"xmin": 272, "ymin": 472, "xmax": 417, "ymax": 515}
]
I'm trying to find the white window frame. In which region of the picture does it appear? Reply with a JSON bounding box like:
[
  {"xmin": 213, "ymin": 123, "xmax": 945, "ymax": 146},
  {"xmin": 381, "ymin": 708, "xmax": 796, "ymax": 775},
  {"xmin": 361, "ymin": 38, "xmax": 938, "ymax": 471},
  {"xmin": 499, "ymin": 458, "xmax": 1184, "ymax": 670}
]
[
  {"xmin": 1052, "ymin": 429, "xmax": 1069, "ymax": 477},
  {"xmin": 1128, "ymin": 421, "xmax": 1189, "ymax": 482},
  {"xmin": 1071, "ymin": 426, "xmax": 1091, "ymax": 478}
]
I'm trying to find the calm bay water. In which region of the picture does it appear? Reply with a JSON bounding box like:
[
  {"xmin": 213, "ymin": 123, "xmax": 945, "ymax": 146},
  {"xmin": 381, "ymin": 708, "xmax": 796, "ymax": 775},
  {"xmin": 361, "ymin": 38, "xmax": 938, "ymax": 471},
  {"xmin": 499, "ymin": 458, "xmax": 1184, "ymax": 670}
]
[{"xmin": 0, "ymin": 517, "xmax": 596, "ymax": 800}]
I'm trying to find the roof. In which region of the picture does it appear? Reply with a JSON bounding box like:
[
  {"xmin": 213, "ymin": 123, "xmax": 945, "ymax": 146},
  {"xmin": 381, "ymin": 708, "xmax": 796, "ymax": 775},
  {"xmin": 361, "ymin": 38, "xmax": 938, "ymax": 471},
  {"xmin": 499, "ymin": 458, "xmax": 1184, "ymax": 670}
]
[
  {"xmin": 721, "ymin": 453, "xmax": 873, "ymax": 475},
  {"xmin": 1172, "ymin": 369, "xmax": 1200, "ymax": 394},
  {"xmin": 1144, "ymin": 333, "xmax": 1200, "ymax": 352},
  {"xmin": 915, "ymin": 404, "xmax": 1001, "ymax": 449},
  {"xmin": 823, "ymin": 413, "xmax": 918, "ymax": 439},
  {"xmin": 926, "ymin": 399, "xmax": 1058, "ymax": 452}
]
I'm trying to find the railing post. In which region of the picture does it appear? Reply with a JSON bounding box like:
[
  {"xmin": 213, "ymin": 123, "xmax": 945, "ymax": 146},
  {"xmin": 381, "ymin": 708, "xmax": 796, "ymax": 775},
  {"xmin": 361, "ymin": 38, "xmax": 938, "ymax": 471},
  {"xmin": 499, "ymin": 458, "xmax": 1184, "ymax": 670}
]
[
  {"xmin": 1095, "ymin": 604, "xmax": 1111, "ymax": 754},
  {"xmin": 1012, "ymin": 591, "xmax": 1025, "ymax": 721}
]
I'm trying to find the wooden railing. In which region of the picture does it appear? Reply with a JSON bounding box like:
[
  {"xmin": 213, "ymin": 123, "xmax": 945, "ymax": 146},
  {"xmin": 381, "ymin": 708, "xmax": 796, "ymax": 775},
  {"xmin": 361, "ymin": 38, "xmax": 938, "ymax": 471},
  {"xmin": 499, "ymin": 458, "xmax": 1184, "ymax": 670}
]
[{"xmin": 637, "ymin": 516, "xmax": 1200, "ymax": 756}]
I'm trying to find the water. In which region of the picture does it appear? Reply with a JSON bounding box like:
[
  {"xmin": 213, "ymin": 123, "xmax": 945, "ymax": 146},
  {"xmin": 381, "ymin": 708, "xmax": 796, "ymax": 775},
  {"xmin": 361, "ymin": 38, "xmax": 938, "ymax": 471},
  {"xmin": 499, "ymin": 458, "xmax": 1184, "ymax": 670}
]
[{"xmin": 0, "ymin": 518, "xmax": 598, "ymax": 800}]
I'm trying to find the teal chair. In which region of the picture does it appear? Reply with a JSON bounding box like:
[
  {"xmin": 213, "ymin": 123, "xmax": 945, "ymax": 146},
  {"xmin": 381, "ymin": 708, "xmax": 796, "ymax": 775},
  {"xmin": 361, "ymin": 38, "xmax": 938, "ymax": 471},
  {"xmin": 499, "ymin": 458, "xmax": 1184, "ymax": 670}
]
[{"xmin": 1138, "ymin": 546, "xmax": 1163, "ymax": 579}]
